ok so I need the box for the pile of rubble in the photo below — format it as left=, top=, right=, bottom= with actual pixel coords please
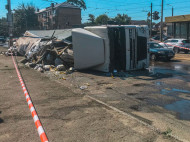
left=7, top=29, right=74, bottom=73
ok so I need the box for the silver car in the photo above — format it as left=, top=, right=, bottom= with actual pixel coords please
left=164, top=39, right=190, bottom=53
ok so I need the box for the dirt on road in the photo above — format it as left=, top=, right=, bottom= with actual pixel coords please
left=0, top=46, right=180, bottom=142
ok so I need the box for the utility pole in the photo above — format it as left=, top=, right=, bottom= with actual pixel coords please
left=160, top=0, right=164, bottom=42
left=172, top=7, right=174, bottom=37
left=172, top=7, right=174, bottom=16
left=7, top=0, right=13, bottom=47
left=150, top=3, right=152, bottom=37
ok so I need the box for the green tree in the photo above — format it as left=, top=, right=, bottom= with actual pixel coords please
left=112, top=14, right=131, bottom=25
left=0, top=17, right=9, bottom=37
left=67, top=0, right=86, bottom=10
left=13, top=3, right=39, bottom=36
left=95, top=14, right=109, bottom=25
left=88, top=14, right=95, bottom=24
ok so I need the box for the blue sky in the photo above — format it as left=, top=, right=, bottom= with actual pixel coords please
left=0, top=0, right=190, bottom=23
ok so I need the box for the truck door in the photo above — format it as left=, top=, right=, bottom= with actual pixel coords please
left=125, top=28, right=137, bottom=70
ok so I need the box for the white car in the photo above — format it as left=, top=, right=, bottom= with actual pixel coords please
left=159, top=43, right=174, bottom=50
left=164, top=39, right=190, bottom=53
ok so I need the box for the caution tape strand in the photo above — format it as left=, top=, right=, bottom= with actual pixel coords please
left=11, top=55, right=49, bottom=142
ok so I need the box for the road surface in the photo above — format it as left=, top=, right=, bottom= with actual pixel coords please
left=0, top=47, right=177, bottom=142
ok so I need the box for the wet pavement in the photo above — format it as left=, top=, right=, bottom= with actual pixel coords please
left=165, top=99, right=190, bottom=120
left=66, top=53, right=190, bottom=141
left=149, top=58, right=190, bottom=120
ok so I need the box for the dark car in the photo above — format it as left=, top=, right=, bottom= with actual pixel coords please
left=148, top=42, right=175, bottom=61
left=152, top=35, right=169, bottom=41
left=0, top=36, right=6, bottom=43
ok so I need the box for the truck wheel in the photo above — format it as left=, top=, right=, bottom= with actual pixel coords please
left=173, top=47, right=179, bottom=53
left=151, top=54, right=156, bottom=61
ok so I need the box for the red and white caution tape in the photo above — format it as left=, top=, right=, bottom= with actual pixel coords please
left=151, top=39, right=190, bottom=51
left=11, top=55, right=49, bottom=142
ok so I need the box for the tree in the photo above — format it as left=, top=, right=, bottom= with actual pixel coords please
left=112, top=14, right=131, bottom=25
left=13, top=3, right=39, bottom=36
left=0, top=17, right=9, bottom=37
left=67, top=0, right=86, bottom=10
left=95, top=14, right=109, bottom=25
left=88, top=14, right=95, bottom=24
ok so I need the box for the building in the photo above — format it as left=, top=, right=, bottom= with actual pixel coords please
left=165, top=14, right=190, bottom=39
left=36, top=2, right=81, bottom=30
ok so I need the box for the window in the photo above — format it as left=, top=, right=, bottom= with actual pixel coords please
left=149, top=43, right=163, bottom=48
left=165, top=40, right=178, bottom=43
left=171, top=40, right=178, bottom=42
left=182, top=40, right=190, bottom=43
left=175, top=23, right=180, bottom=38
left=181, top=23, right=187, bottom=39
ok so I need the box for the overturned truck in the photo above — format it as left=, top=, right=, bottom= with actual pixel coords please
left=13, top=25, right=149, bottom=73
left=72, top=25, right=149, bottom=72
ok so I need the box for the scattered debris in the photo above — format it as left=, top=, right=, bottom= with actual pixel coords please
left=44, top=65, right=51, bottom=71
left=162, top=128, right=172, bottom=137
left=69, top=67, right=75, bottom=72
left=37, top=67, right=44, bottom=73
left=7, top=30, right=74, bottom=74
left=56, top=65, right=66, bottom=71
left=80, top=86, right=88, bottom=90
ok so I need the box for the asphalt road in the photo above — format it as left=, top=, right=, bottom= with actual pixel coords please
left=43, top=52, right=190, bottom=142
left=0, top=47, right=178, bottom=142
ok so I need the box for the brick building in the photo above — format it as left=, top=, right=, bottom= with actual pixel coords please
left=36, top=2, right=81, bottom=30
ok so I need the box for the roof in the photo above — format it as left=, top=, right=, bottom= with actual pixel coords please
left=54, top=2, right=79, bottom=9
left=36, top=2, right=80, bottom=14
left=165, top=14, right=190, bottom=23
left=24, top=29, right=72, bottom=40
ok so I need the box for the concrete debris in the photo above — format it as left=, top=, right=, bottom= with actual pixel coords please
left=34, top=64, right=43, bottom=70
left=56, top=65, right=66, bottom=71
left=25, top=62, right=30, bottom=67
left=37, top=67, right=44, bottom=73
left=80, top=86, right=88, bottom=90
left=44, top=65, right=51, bottom=71
left=25, top=62, right=36, bottom=68
left=69, top=67, right=75, bottom=71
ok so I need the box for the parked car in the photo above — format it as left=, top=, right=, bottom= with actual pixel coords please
left=0, top=36, right=6, bottom=43
left=152, top=35, right=169, bottom=41
left=158, top=42, right=179, bottom=53
left=164, top=39, right=190, bottom=54
left=148, top=42, right=175, bottom=61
